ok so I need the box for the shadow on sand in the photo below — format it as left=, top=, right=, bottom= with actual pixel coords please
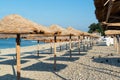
left=0, top=74, right=32, bottom=80
left=22, top=62, right=67, bottom=72
left=93, top=57, right=120, bottom=67
left=21, top=55, right=45, bottom=59
left=0, top=59, right=28, bottom=65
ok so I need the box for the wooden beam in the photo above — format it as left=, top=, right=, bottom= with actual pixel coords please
left=16, top=34, right=21, bottom=80
left=106, top=0, right=113, bottom=23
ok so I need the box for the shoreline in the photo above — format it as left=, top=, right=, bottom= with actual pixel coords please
left=0, top=42, right=69, bottom=54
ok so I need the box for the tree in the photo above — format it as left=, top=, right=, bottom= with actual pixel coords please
left=88, top=23, right=104, bottom=36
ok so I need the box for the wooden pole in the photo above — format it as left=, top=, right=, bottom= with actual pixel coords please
left=60, top=43, right=62, bottom=51
left=66, top=43, right=67, bottom=50
left=83, top=36, right=85, bottom=51
left=114, top=35, right=117, bottom=49
left=78, top=36, right=80, bottom=54
left=69, top=34, right=72, bottom=59
left=16, top=34, right=21, bottom=80
left=37, top=40, right=40, bottom=56
left=86, top=36, right=89, bottom=49
left=50, top=42, right=53, bottom=53
left=54, top=34, right=57, bottom=70
left=116, top=35, right=120, bottom=54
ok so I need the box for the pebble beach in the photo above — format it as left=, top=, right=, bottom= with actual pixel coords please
left=0, top=42, right=120, bottom=80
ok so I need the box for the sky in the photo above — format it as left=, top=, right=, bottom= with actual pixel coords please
left=0, top=0, right=98, bottom=32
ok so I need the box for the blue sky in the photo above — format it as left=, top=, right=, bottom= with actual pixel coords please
left=0, top=0, right=98, bottom=31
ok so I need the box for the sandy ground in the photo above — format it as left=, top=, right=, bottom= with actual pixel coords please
left=0, top=42, right=120, bottom=80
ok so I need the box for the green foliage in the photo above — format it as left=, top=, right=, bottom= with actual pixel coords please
left=88, top=23, right=104, bottom=36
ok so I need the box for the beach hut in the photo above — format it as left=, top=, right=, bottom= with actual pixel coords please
left=0, top=14, right=50, bottom=80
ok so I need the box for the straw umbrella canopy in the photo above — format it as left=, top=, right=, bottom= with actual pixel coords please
left=67, top=27, right=83, bottom=36
left=94, top=0, right=120, bottom=30
left=0, top=14, right=52, bottom=80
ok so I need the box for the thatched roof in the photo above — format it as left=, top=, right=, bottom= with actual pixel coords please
left=94, top=0, right=120, bottom=23
left=94, top=0, right=120, bottom=30
left=67, top=27, right=83, bottom=36
left=105, top=30, right=120, bottom=35
left=0, top=14, right=51, bottom=34
left=49, top=24, right=65, bottom=34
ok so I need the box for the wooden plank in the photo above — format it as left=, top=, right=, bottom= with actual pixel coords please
left=16, top=34, right=21, bottom=80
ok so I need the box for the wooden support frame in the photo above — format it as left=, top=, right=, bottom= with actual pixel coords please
left=16, top=34, right=21, bottom=80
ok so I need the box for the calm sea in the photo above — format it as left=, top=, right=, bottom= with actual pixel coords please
left=0, top=38, right=44, bottom=49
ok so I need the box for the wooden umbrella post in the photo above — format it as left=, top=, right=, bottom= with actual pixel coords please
left=114, top=35, right=117, bottom=49
left=37, top=40, right=40, bottom=56
left=86, top=36, right=89, bottom=49
left=54, top=34, right=57, bottom=70
left=60, top=43, right=62, bottom=51
left=83, top=36, right=85, bottom=51
left=116, top=35, right=120, bottom=54
left=66, top=43, right=67, bottom=50
left=90, top=37, right=93, bottom=47
left=78, top=36, right=80, bottom=54
left=50, top=42, right=53, bottom=53
left=69, top=34, right=72, bottom=59
left=16, top=34, right=21, bottom=80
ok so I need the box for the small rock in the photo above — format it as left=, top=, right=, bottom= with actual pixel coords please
left=91, top=56, right=95, bottom=59
left=106, top=59, right=108, bottom=62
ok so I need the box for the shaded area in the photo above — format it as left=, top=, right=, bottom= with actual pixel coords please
left=93, top=57, right=120, bottom=67
left=0, top=59, right=28, bottom=65
left=21, top=55, right=45, bottom=59
left=1, top=54, right=16, bottom=56
left=22, top=62, right=67, bottom=72
left=46, top=56, right=79, bottom=62
left=0, top=74, right=32, bottom=80
left=0, top=57, right=5, bottom=60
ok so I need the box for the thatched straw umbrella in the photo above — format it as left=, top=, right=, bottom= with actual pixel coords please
left=0, top=14, right=50, bottom=80
left=49, top=24, right=70, bottom=70
left=67, top=27, right=83, bottom=56
left=105, top=30, right=120, bottom=54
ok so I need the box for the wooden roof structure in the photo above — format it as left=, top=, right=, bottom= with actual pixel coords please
left=105, top=30, right=120, bottom=35
left=94, top=0, right=120, bottom=30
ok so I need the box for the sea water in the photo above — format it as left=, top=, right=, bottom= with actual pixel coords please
left=0, top=38, right=44, bottom=49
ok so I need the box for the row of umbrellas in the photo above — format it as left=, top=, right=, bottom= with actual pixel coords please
left=0, top=14, right=99, bottom=80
